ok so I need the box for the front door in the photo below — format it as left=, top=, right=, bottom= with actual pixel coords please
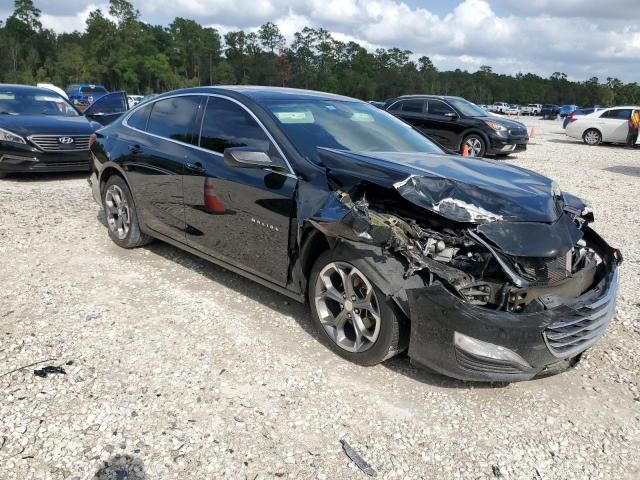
left=183, top=96, right=297, bottom=286
left=423, top=99, right=460, bottom=148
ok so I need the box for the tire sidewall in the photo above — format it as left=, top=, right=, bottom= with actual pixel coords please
left=103, top=176, right=140, bottom=248
left=308, top=247, right=404, bottom=366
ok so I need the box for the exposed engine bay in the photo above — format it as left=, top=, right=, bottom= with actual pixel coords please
left=311, top=179, right=615, bottom=315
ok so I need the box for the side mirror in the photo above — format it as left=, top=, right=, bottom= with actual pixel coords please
left=223, top=147, right=282, bottom=170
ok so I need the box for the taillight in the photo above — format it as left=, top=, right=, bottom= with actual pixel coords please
left=569, top=115, right=578, bottom=123
left=88, top=133, right=97, bottom=149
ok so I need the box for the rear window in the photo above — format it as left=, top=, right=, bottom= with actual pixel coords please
left=146, top=96, right=201, bottom=143
left=397, top=99, right=425, bottom=113
left=80, top=86, right=107, bottom=95
left=127, top=103, right=152, bottom=130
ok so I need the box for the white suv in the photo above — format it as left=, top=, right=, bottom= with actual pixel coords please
left=490, top=102, right=509, bottom=114
left=522, top=104, right=542, bottom=116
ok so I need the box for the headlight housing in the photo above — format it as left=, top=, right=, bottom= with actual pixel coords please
left=484, top=120, right=508, bottom=133
left=0, top=128, right=26, bottom=144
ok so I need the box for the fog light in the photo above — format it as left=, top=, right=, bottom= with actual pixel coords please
left=454, top=332, right=531, bottom=368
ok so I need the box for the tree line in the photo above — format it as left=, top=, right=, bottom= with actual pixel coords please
left=2, top=0, right=639, bottom=106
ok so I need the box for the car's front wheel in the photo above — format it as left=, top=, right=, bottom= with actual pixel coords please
left=309, top=248, right=406, bottom=366
left=583, top=129, right=601, bottom=146
left=461, top=134, right=486, bottom=157
left=102, top=175, right=152, bottom=248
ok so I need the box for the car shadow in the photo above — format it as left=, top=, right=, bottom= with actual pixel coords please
left=1, top=171, right=88, bottom=182
left=93, top=455, right=145, bottom=479
left=96, top=212, right=509, bottom=389
left=603, top=165, right=640, bottom=178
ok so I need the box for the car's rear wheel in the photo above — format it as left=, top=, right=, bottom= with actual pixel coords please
left=583, top=129, right=601, bottom=146
left=309, top=248, right=406, bottom=365
left=102, top=175, right=152, bottom=248
left=462, top=134, right=486, bottom=157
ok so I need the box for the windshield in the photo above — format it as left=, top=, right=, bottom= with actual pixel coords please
left=0, top=90, right=79, bottom=117
left=264, top=99, right=444, bottom=163
left=447, top=98, right=487, bottom=117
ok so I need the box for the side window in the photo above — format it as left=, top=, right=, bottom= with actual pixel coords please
left=604, top=109, right=631, bottom=120
left=427, top=100, right=455, bottom=116
left=127, top=103, right=152, bottom=131
left=146, top=96, right=201, bottom=143
left=199, top=97, right=272, bottom=154
left=398, top=99, right=425, bottom=113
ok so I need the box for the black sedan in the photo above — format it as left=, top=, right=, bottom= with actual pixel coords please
left=0, top=84, right=128, bottom=177
left=385, top=95, right=529, bottom=157
left=88, top=86, right=620, bottom=382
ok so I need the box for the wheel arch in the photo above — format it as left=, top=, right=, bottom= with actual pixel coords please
left=457, top=128, right=490, bottom=152
left=582, top=127, right=602, bottom=145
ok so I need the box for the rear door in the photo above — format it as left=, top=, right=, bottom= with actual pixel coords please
left=122, top=95, right=203, bottom=241
left=597, top=109, right=631, bottom=142
left=182, top=95, right=297, bottom=285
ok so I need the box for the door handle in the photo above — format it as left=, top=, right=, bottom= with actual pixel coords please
left=128, top=144, right=142, bottom=154
left=186, top=162, right=206, bottom=175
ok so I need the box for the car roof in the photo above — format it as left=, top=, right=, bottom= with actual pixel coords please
left=0, top=83, right=65, bottom=96
left=166, top=86, right=359, bottom=103
left=394, top=94, right=464, bottom=101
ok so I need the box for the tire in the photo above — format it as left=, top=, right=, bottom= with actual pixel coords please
left=583, top=129, right=601, bottom=146
left=461, top=133, right=486, bottom=158
left=309, top=246, right=407, bottom=366
left=102, top=175, right=152, bottom=248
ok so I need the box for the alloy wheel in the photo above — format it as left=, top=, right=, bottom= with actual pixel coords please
left=104, top=185, right=131, bottom=240
left=584, top=130, right=600, bottom=145
left=314, top=262, right=381, bottom=353
left=464, top=137, right=483, bottom=157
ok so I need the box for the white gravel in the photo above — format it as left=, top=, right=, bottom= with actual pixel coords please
left=1, top=117, right=639, bottom=479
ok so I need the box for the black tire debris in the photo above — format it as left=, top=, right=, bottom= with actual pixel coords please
left=340, top=439, right=377, bottom=477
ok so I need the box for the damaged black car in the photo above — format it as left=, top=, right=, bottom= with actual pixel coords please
left=89, top=87, right=621, bottom=382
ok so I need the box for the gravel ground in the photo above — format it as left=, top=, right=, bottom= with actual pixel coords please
left=1, top=117, right=639, bottom=480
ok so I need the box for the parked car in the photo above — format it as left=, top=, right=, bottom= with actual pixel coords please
left=540, top=104, right=560, bottom=119
left=385, top=95, right=528, bottom=157
left=521, top=104, right=542, bottom=116
left=559, top=104, right=578, bottom=118
left=566, top=106, right=640, bottom=145
left=490, top=102, right=509, bottom=114
left=562, top=107, right=602, bottom=129
left=505, top=104, right=521, bottom=115
left=0, top=85, right=128, bottom=177
left=66, top=83, right=109, bottom=109
left=88, top=86, right=621, bottom=382
left=127, top=95, right=144, bottom=108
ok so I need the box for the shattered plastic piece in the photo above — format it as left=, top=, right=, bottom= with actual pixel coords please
left=33, top=365, right=67, bottom=378
left=492, top=465, right=504, bottom=478
left=340, top=440, right=377, bottom=477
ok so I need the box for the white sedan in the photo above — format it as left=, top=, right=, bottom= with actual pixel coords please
left=566, top=106, right=640, bottom=145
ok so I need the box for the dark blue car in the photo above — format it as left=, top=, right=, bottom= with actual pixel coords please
left=66, top=83, right=109, bottom=109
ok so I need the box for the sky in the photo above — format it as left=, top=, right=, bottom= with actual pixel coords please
left=1, top=0, right=640, bottom=82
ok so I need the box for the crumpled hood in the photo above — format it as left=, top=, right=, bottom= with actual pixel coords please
left=317, top=148, right=562, bottom=223
left=0, top=115, right=96, bottom=136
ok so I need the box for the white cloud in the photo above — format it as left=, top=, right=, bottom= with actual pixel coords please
left=11, top=0, right=640, bottom=81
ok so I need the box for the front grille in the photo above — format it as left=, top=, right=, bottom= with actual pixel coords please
left=512, top=252, right=571, bottom=285
left=508, top=128, right=527, bottom=137
left=29, top=135, right=91, bottom=152
left=544, top=273, right=618, bottom=358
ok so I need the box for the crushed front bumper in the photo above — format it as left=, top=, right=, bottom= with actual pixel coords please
left=406, top=236, right=620, bottom=382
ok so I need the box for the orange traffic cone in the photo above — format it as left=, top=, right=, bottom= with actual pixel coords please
left=530, top=127, right=535, bottom=139
left=462, top=144, right=470, bottom=156
left=204, top=178, right=226, bottom=213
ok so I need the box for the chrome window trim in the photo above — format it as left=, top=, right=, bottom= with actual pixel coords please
left=122, top=92, right=296, bottom=177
